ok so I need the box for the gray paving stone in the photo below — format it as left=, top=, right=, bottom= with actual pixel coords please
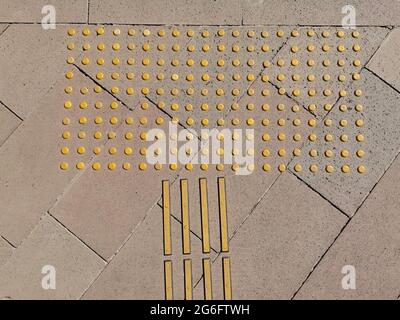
left=296, top=154, right=400, bottom=300
left=89, top=0, right=242, bottom=25
left=193, top=173, right=347, bottom=300
left=0, top=25, right=71, bottom=119
left=367, top=28, right=400, bottom=92
left=0, top=0, right=87, bottom=23
left=243, top=0, right=400, bottom=26
left=83, top=205, right=205, bottom=300
left=292, top=69, right=400, bottom=216
left=0, top=102, right=21, bottom=146
left=0, top=237, right=13, bottom=268
left=0, top=71, right=130, bottom=247
left=50, top=101, right=178, bottom=260
left=0, top=215, right=105, bottom=300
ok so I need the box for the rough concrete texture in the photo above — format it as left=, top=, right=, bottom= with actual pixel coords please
left=0, top=25, right=71, bottom=119
left=83, top=205, right=206, bottom=300
left=89, top=0, right=242, bottom=25
left=0, top=215, right=105, bottom=300
left=295, top=154, right=400, bottom=299
left=0, top=0, right=399, bottom=300
left=194, top=173, right=347, bottom=299
left=0, top=0, right=88, bottom=23
left=0, top=102, right=21, bottom=146
left=293, top=69, right=400, bottom=216
left=367, top=28, right=400, bottom=92
left=243, top=0, right=400, bottom=26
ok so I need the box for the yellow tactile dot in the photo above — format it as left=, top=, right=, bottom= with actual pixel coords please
left=82, top=28, right=91, bottom=36
left=322, top=30, right=330, bottom=38
left=111, top=87, right=119, bottom=94
left=121, top=162, right=131, bottom=171
left=353, top=73, right=361, bottom=81
left=338, top=59, right=346, bottom=67
left=262, top=163, right=271, bottom=172
left=293, top=89, right=301, bottom=96
left=354, top=89, right=363, bottom=97
left=108, top=131, right=117, bottom=139
left=76, top=146, right=85, bottom=155
left=322, top=44, right=330, bottom=52
left=278, top=88, right=286, bottom=95
left=278, top=164, right=286, bottom=172
left=78, top=116, right=87, bottom=125
left=94, top=131, right=102, bottom=139
left=92, top=162, right=101, bottom=171
left=341, top=149, right=349, bottom=158
left=108, top=147, right=117, bottom=155
left=294, top=164, right=302, bottom=172
left=353, top=44, right=361, bottom=52
left=310, top=149, right=318, bottom=157
left=353, top=59, right=361, bottom=67
left=81, top=87, right=89, bottom=94
left=356, top=134, right=365, bottom=142
left=310, top=164, right=318, bottom=173
left=357, top=149, right=365, bottom=158
left=277, top=59, right=285, bottom=67
left=337, top=44, right=346, bottom=52
left=341, top=165, right=350, bottom=173
left=77, top=131, right=86, bottom=139
left=67, top=43, right=75, bottom=50
left=66, top=56, right=75, bottom=64
left=307, top=44, right=315, bottom=52
left=340, top=134, right=348, bottom=142
left=276, top=30, right=285, bottom=37
left=355, top=104, right=363, bottom=112
left=108, top=162, right=117, bottom=171
left=81, top=56, right=90, bottom=65
left=307, top=59, right=315, bottom=67
left=67, top=28, right=76, bottom=36
left=337, top=74, right=346, bottom=82
left=322, top=59, right=331, bottom=67
left=65, top=71, right=74, bottom=79
left=307, top=29, right=315, bottom=37
left=76, top=162, right=85, bottom=170
left=325, top=149, right=334, bottom=158
left=293, top=133, right=301, bottom=141
left=339, top=89, right=348, bottom=97
left=60, top=162, right=69, bottom=170
left=157, top=44, right=165, bottom=51
left=93, top=147, right=102, bottom=155
left=309, top=134, right=317, bottom=142
left=293, top=148, right=301, bottom=157
left=352, top=30, right=360, bottom=38
left=337, top=30, right=345, bottom=38
left=82, top=43, right=91, bottom=51
left=325, top=165, right=334, bottom=173
left=96, top=58, right=105, bottom=66
left=293, top=118, right=301, bottom=126
left=357, top=165, right=366, bottom=173
left=278, top=133, right=286, bottom=141
left=60, top=147, right=69, bottom=155
left=62, top=131, right=71, bottom=139
left=291, top=30, right=300, bottom=37
left=97, top=42, right=106, bottom=50
left=277, top=118, right=285, bottom=126
left=278, top=148, right=286, bottom=157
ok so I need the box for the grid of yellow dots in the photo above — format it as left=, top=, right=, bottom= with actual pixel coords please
left=61, top=26, right=366, bottom=174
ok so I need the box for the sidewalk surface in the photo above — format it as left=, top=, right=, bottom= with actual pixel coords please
left=0, top=0, right=400, bottom=300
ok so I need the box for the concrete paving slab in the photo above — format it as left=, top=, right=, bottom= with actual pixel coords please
left=0, top=215, right=105, bottom=300
left=269, top=27, right=389, bottom=119
left=193, top=173, right=347, bottom=299
left=0, top=237, right=13, bottom=268
left=50, top=102, right=178, bottom=260
left=83, top=204, right=205, bottom=300
left=292, top=69, right=400, bottom=216
left=0, top=0, right=87, bottom=23
left=243, top=0, right=400, bottom=26
left=89, top=0, right=242, bottom=25
left=295, top=154, right=400, bottom=299
left=163, top=78, right=314, bottom=254
left=367, top=28, right=400, bottom=92
left=0, top=102, right=21, bottom=146
left=0, top=71, right=129, bottom=247
left=0, top=25, right=72, bottom=119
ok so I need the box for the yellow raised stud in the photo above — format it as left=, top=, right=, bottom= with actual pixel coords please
left=108, top=162, right=117, bottom=171
left=122, top=162, right=131, bottom=171
left=357, top=165, right=366, bottom=173
left=76, top=162, right=85, bottom=170
left=82, top=28, right=91, bottom=36
left=342, top=165, right=350, bottom=173
left=92, top=162, right=101, bottom=171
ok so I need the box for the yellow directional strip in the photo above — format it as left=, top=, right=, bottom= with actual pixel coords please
left=162, top=177, right=232, bottom=300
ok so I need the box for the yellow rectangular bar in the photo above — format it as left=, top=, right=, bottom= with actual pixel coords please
left=222, top=257, right=232, bottom=300
left=183, top=259, right=193, bottom=300
left=218, top=177, right=229, bottom=253
left=199, top=179, right=210, bottom=254
left=180, top=180, right=191, bottom=255
left=162, top=180, right=172, bottom=256
left=164, top=260, right=173, bottom=300
left=203, top=258, right=212, bottom=300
